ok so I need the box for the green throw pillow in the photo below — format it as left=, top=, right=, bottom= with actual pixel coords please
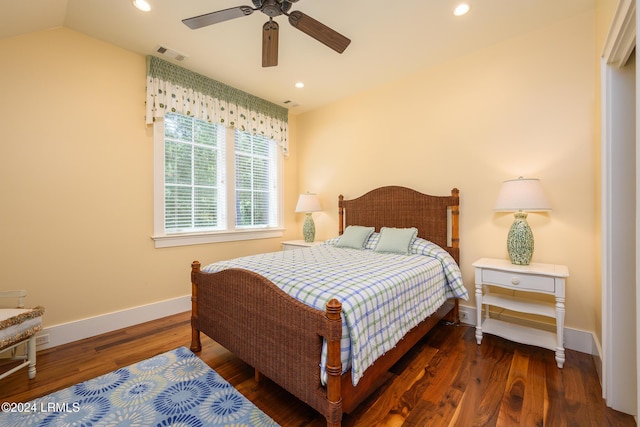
left=374, top=227, right=418, bottom=254
left=336, top=226, right=375, bottom=249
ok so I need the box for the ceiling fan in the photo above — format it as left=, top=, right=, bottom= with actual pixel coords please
left=182, top=0, right=351, bottom=67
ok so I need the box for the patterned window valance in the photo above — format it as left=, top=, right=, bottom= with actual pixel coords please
left=145, top=56, right=289, bottom=155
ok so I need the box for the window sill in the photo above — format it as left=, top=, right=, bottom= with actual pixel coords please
left=152, top=228, right=285, bottom=248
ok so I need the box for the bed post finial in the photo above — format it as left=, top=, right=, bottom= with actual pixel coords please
left=190, top=261, right=202, bottom=352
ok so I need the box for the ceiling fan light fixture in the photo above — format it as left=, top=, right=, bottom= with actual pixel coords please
left=453, top=3, right=471, bottom=16
left=132, top=0, right=151, bottom=12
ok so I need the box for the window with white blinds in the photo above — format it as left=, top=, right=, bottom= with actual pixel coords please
left=235, top=130, right=278, bottom=229
left=153, top=113, right=283, bottom=248
left=164, top=113, right=226, bottom=233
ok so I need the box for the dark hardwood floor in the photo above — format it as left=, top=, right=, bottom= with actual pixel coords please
left=0, top=311, right=634, bottom=426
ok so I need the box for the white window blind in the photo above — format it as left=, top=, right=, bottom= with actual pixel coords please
left=235, top=131, right=278, bottom=228
left=164, top=113, right=226, bottom=233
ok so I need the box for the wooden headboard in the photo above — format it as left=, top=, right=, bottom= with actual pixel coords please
left=338, top=186, right=460, bottom=264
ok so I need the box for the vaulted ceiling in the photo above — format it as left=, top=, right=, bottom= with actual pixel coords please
left=1, top=0, right=595, bottom=114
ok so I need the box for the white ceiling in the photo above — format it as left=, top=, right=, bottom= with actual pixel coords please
left=1, top=0, right=595, bottom=114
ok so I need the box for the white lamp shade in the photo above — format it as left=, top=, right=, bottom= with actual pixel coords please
left=295, top=193, right=321, bottom=213
left=494, top=178, right=551, bottom=212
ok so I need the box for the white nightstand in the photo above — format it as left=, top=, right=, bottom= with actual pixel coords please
left=281, top=240, right=324, bottom=250
left=473, top=257, right=569, bottom=368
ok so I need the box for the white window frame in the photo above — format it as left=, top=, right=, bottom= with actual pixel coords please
left=152, top=116, right=284, bottom=248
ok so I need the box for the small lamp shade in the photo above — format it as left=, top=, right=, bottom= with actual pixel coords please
left=295, top=193, right=321, bottom=243
left=494, top=177, right=551, bottom=265
left=494, top=178, right=551, bottom=212
left=295, top=193, right=321, bottom=213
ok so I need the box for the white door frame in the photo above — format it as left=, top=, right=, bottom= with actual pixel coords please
left=601, top=0, right=637, bottom=416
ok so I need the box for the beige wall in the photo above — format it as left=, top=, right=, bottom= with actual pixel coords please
left=0, top=27, right=300, bottom=327
left=295, top=11, right=596, bottom=332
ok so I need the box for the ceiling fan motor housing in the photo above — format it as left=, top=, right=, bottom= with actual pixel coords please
left=253, top=0, right=294, bottom=15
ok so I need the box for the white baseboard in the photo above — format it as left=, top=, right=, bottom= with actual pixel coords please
left=35, top=295, right=191, bottom=350
left=457, top=304, right=598, bottom=356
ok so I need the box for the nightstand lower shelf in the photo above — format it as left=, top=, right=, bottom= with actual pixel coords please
left=480, top=318, right=557, bottom=352
left=483, top=293, right=556, bottom=318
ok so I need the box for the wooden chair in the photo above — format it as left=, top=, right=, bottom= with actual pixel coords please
left=0, top=290, right=44, bottom=380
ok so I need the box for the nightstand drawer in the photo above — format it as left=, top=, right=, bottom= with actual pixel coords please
left=482, top=269, right=555, bottom=293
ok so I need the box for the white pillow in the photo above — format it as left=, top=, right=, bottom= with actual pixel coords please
left=336, top=226, right=375, bottom=249
left=374, top=227, right=418, bottom=254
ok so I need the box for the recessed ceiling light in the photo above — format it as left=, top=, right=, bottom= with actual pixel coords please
left=133, top=0, right=151, bottom=12
left=295, top=82, right=305, bottom=89
left=453, top=4, right=470, bottom=16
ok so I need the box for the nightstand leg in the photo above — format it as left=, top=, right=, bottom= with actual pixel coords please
left=475, top=284, right=483, bottom=344
left=555, top=296, right=565, bottom=368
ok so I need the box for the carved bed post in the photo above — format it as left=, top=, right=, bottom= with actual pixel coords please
left=338, top=195, right=344, bottom=235
left=450, top=188, right=460, bottom=323
left=190, top=261, right=202, bottom=352
left=325, top=299, right=343, bottom=427
left=451, top=188, right=460, bottom=250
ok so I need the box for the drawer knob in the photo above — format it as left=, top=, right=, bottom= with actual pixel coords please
left=511, top=277, right=520, bottom=285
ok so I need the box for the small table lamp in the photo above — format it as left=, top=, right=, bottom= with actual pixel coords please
left=494, top=177, right=551, bottom=265
left=295, top=193, right=321, bottom=242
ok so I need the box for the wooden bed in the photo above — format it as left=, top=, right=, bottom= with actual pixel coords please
left=189, top=185, right=461, bottom=427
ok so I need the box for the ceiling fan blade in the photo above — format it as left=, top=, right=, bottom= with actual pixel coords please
left=262, top=20, right=279, bottom=67
left=182, top=6, right=255, bottom=29
left=288, top=10, right=351, bottom=53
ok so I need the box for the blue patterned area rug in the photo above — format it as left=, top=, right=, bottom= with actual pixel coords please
left=1, top=346, right=280, bottom=426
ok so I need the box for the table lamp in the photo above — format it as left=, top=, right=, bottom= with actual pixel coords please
left=494, top=177, right=551, bottom=265
left=295, top=193, right=321, bottom=242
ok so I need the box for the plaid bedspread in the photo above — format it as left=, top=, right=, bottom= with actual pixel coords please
left=203, top=238, right=467, bottom=385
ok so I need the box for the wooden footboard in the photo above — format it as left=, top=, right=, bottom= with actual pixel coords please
left=190, top=261, right=344, bottom=426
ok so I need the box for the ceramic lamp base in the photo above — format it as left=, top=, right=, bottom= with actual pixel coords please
left=507, top=211, right=534, bottom=265
left=302, top=213, right=316, bottom=243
